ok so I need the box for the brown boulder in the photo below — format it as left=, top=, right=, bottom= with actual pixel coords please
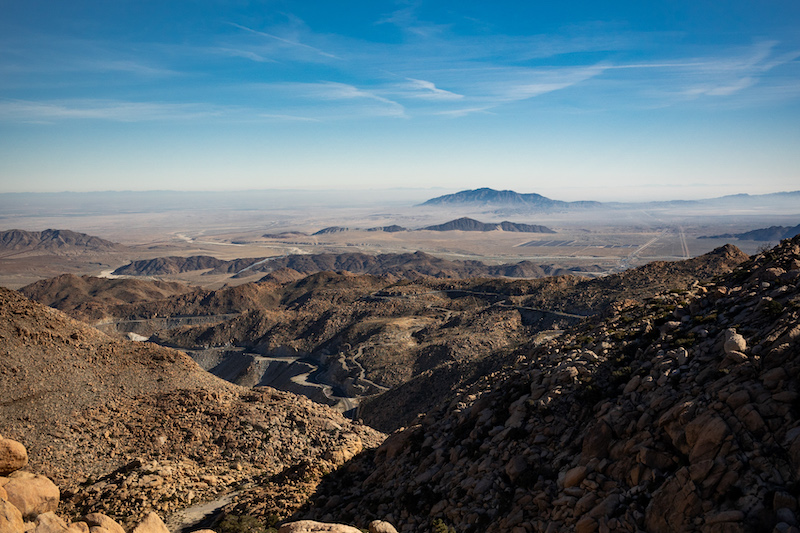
left=33, top=512, right=69, bottom=533
left=2, top=472, right=59, bottom=519
left=83, top=514, right=125, bottom=533
left=0, top=440, right=27, bottom=476
left=0, top=499, right=24, bottom=533
left=130, top=513, right=169, bottom=533
left=278, top=521, right=363, bottom=533
left=368, top=521, right=398, bottom=533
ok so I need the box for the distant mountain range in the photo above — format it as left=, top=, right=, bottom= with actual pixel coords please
left=419, top=188, right=601, bottom=210
left=418, top=187, right=800, bottom=211
left=700, top=223, right=800, bottom=241
left=283, top=217, right=554, bottom=237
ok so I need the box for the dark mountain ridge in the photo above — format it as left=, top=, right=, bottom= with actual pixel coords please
left=112, top=255, right=227, bottom=276
left=422, top=217, right=555, bottom=233
left=700, top=223, right=800, bottom=242
left=0, top=228, right=121, bottom=253
left=113, top=251, right=578, bottom=280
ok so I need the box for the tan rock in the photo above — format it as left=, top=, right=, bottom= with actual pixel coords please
left=188, top=530, right=217, bottom=533
left=0, top=440, right=28, bottom=476
left=723, top=329, right=746, bottom=355
left=324, top=434, right=363, bottom=465
left=82, top=514, right=125, bottom=533
left=130, top=513, right=169, bottom=533
left=0, top=499, right=24, bottom=533
left=278, top=521, right=363, bottom=533
left=368, top=521, right=398, bottom=533
left=3, top=472, right=59, bottom=519
left=0, top=486, right=7, bottom=500
left=563, top=466, right=588, bottom=488
left=33, top=512, right=69, bottom=533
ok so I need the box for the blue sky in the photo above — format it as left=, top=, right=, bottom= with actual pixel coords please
left=1, top=1, right=799, bottom=200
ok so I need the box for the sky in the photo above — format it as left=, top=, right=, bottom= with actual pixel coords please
left=1, top=0, right=799, bottom=201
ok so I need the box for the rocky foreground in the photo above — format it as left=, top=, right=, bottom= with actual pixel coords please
left=0, top=436, right=397, bottom=533
left=298, top=235, right=800, bottom=532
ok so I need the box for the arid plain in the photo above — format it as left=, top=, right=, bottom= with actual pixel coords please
left=1, top=189, right=797, bottom=289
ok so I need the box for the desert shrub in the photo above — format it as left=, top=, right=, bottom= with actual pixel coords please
left=431, top=519, right=456, bottom=533
left=217, top=514, right=276, bottom=533
left=765, top=300, right=784, bottom=317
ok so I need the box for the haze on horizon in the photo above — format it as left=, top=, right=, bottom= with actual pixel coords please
left=1, top=1, right=799, bottom=202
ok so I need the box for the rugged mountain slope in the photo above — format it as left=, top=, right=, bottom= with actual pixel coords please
left=0, top=229, right=122, bottom=254
left=0, top=287, right=383, bottom=527
left=300, top=236, right=800, bottom=532
left=18, top=274, right=195, bottom=321
left=421, top=217, right=555, bottom=233
left=21, top=245, right=749, bottom=433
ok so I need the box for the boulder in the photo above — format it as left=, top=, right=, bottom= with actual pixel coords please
left=723, top=329, right=746, bottom=355
left=368, top=521, right=398, bottom=533
left=82, top=514, right=125, bottom=533
left=563, top=466, right=588, bottom=488
left=33, top=512, right=69, bottom=533
left=278, top=521, right=363, bottom=533
left=130, top=513, right=169, bottom=533
left=2, top=472, right=59, bottom=519
left=0, top=440, right=27, bottom=476
left=0, top=499, right=24, bottom=533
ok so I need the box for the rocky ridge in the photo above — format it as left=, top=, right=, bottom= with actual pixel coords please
left=297, top=235, right=800, bottom=532
left=112, top=256, right=227, bottom=276
left=111, top=251, right=579, bottom=280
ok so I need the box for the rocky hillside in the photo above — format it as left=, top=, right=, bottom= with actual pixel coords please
left=0, top=287, right=383, bottom=528
left=0, top=229, right=122, bottom=254
left=298, top=235, right=800, bottom=532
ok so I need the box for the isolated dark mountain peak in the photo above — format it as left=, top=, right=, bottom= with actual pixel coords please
left=419, top=187, right=601, bottom=211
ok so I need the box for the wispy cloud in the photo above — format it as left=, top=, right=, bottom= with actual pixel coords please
left=402, top=78, right=463, bottom=100
left=227, top=22, right=339, bottom=60
left=264, top=81, right=407, bottom=118
left=0, top=99, right=221, bottom=122
left=212, top=47, right=277, bottom=63
left=433, top=106, right=495, bottom=118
